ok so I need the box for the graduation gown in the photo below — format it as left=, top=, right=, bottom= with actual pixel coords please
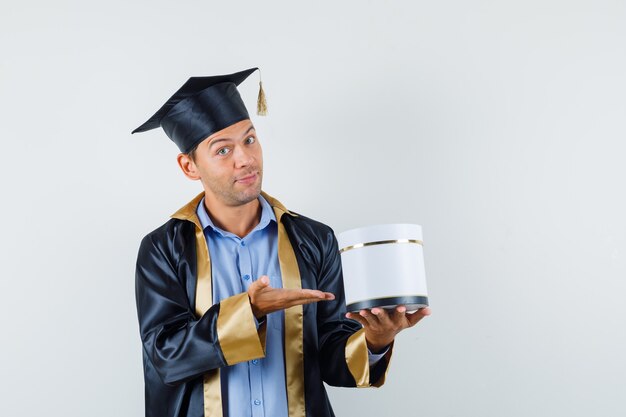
left=135, top=191, right=393, bottom=417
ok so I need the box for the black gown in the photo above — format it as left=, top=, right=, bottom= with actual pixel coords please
left=135, top=191, right=393, bottom=417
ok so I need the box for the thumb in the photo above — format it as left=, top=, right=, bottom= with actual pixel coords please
left=249, top=275, right=270, bottom=292
left=407, top=307, right=431, bottom=326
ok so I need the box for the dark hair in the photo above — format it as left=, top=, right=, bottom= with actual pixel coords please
left=186, top=142, right=200, bottom=163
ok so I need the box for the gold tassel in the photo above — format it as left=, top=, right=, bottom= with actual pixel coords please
left=257, top=80, right=268, bottom=116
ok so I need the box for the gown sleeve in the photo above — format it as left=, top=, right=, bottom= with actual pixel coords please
left=135, top=231, right=266, bottom=386
left=315, top=228, right=393, bottom=388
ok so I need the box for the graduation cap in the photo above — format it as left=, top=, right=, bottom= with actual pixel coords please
left=132, top=67, right=267, bottom=154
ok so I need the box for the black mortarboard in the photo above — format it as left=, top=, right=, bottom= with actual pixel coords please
left=132, top=67, right=267, bottom=153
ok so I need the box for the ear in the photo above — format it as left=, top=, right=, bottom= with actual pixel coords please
left=177, top=153, right=201, bottom=181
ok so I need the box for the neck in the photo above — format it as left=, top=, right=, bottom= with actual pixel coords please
left=203, top=194, right=262, bottom=238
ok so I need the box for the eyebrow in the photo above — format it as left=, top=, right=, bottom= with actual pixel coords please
left=208, top=125, right=256, bottom=149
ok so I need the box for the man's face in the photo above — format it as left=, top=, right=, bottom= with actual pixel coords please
left=186, top=119, right=263, bottom=207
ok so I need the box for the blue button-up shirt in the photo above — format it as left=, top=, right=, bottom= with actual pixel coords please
left=197, top=195, right=288, bottom=417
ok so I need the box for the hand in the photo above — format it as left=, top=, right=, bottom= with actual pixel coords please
left=345, top=306, right=431, bottom=353
left=247, top=275, right=335, bottom=318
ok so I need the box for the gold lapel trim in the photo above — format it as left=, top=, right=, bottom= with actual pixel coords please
left=276, top=214, right=305, bottom=417
left=171, top=191, right=222, bottom=417
left=264, top=192, right=304, bottom=417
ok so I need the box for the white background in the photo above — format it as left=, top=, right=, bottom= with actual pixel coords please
left=1, top=1, right=625, bottom=416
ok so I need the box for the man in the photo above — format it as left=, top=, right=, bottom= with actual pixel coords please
left=132, top=67, right=431, bottom=417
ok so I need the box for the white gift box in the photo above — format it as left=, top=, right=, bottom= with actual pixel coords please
left=337, top=224, right=428, bottom=312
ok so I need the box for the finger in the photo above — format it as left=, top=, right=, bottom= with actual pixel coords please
left=388, top=305, right=407, bottom=325
left=310, top=290, right=334, bottom=300
left=277, top=296, right=333, bottom=311
left=406, top=307, right=431, bottom=327
left=395, top=305, right=407, bottom=315
left=345, top=312, right=368, bottom=327
left=286, top=289, right=333, bottom=302
left=358, top=309, right=381, bottom=327
left=274, top=289, right=335, bottom=310
left=370, top=307, right=393, bottom=327
left=293, top=289, right=327, bottom=300
left=298, top=292, right=335, bottom=302
left=419, top=307, right=432, bottom=316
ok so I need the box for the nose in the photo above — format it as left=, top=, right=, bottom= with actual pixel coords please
left=233, top=144, right=254, bottom=168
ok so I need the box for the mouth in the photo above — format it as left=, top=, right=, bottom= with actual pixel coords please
left=235, top=172, right=258, bottom=184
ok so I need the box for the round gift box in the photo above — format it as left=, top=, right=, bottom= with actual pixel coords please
left=337, top=224, right=428, bottom=312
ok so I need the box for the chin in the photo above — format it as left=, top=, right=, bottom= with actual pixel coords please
left=236, top=186, right=262, bottom=205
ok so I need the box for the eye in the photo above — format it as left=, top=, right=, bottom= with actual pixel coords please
left=217, top=147, right=231, bottom=156
left=245, top=136, right=256, bottom=145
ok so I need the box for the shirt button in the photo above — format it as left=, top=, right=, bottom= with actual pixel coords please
left=241, top=241, right=246, bottom=247
left=243, top=274, right=250, bottom=281
left=254, top=399, right=261, bottom=406
left=251, top=359, right=259, bottom=365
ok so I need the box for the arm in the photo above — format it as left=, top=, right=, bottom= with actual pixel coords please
left=135, top=233, right=266, bottom=386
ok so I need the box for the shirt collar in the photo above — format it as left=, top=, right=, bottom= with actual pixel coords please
left=196, top=194, right=276, bottom=238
